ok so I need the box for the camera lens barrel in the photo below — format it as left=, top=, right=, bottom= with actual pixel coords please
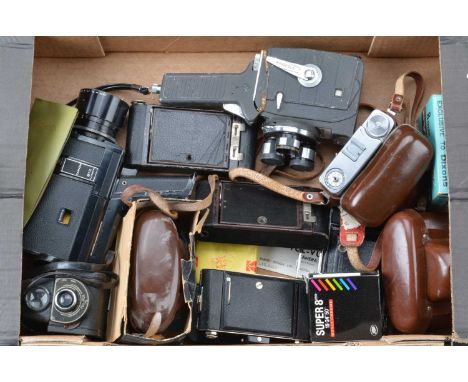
left=260, top=122, right=318, bottom=171
left=74, top=88, right=129, bottom=142
left=55, top=288, right=78, bottom=312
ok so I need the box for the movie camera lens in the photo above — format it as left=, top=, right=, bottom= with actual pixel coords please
left=74, top=88, right=129, bottom=143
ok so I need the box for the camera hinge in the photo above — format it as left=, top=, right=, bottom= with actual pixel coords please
left=230, top=121, right=245, bottom=162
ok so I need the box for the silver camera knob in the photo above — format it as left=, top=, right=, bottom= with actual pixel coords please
left=365, top=114, right=392, bottom=138
left=324, top=169, right=345, bottom=190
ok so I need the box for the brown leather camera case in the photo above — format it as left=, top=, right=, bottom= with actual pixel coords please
left=341, top=125, right=433, bottom=227
left=128, top=209, right=188, bottom=336
left=376, top=209, right=451, bottom=334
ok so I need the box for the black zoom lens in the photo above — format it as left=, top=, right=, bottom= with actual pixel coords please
left=74, top=88, right=129, bottom=143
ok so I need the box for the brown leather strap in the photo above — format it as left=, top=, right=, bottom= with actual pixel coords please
left=121, top=175, right=218, bottom=219
left=229, top=168, right=327, bottom=205
left=121, top=184, right=179, bottom=219
left=346, top=246, right=381, bottom=273
left=388, top=71, right=425, bottom=126
left=145, top=312, right=162, bottom=338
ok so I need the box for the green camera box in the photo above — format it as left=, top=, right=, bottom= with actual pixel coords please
left=417, top=94, right=448, bottom=208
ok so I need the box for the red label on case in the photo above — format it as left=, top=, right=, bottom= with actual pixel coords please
left=339, top=220, right=365, bottom=247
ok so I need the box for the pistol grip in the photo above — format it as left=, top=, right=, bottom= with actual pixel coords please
left=160, top=69, right=259, bottom=124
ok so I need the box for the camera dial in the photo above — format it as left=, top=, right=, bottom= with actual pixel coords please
left=25, top=286, right=51, bottom=312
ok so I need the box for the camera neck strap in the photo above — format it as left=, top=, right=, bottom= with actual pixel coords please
left=228, top=168, right=328, bottom=205
left=120, top=174, right=218, bottom=219
left=388, top=71, right=425, bottom=126
left=22, top=258, right=119, bottom=291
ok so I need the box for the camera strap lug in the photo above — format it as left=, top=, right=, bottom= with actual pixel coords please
left=229, top=121, right=245, bottom=161
left=388, top=71, right=425, bottom=125
left=303, top=203, right=317, bottom=223
left=339, top=209, right=381, bottom=273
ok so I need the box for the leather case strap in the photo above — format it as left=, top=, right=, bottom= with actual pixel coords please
left=388, top=71, right=425, bottom=126
left=346, top=246, right=381, bottom=273
left=228, top=168, right=327, bottom=205
left=121, top=175, right=218, bottom=219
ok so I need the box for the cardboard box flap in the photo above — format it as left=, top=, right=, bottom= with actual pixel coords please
left=100, top=36, right=374, bottom=53
left=440, top=36, right=468, bottom=340
left=368, top=37, right=439, bottom=58
left=0, top=36, right=34, bottom=345
left=35, top=37, right=104, bottom=58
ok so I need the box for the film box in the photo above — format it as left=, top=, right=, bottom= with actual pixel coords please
left=417, top=94, right=448, bottom=208
left=257, top=247, right=322, bottom=278
left=308, top=273, right=383, bottom=342
left=195, top=242, right=257, bottom=282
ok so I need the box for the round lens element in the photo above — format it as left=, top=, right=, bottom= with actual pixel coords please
left=25, top=286, right=51, bottom=312
left=54, top=288, right=78, bottom=312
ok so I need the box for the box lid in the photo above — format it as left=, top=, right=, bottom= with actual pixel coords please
left=0, top=36, right=34, bottom=345
left=440, top=36, right=468, bottom=340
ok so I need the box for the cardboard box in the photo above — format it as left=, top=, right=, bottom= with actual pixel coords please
left=2, top=36, right=462, bottom=345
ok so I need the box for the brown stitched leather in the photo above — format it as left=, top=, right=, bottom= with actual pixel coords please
left=121, top=184, right=179, bottom=219
left=346, top=245, right=381, bottom=273
left=229, top=168, right=326, bottom=205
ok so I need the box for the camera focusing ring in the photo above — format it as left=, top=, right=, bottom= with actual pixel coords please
left=54, top=288, right=78, bottom=313
left=75, top=88, right=129, bottom=142
left=50, top=278, right=90, bottom=325
left=262, top=124, right=319, bottom=141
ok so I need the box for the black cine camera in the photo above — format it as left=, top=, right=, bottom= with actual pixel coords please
left=157, top=48, right=363, bottom=171
left=22, top=88, right=128, bottom=338
left=23, top=89, right=128, bottom=263
left=195, top=179, right=330, bottom=249
left=125, top=102, right=256, bottom=174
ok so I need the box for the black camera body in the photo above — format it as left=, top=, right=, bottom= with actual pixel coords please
left=196, top=270, right=310, bottom=342
left=125, top=102, right=257, bottom=174
left=196, top=179, right=330, bottom=249
left=89, top=172, right=197, bottom=264
left=22, top=89, right=127, bottom=338
left=158, top=48, right=364, bottom=171
left=22, top=274, right=109, bottom=338
left=23, top=89, right=128, bottom=264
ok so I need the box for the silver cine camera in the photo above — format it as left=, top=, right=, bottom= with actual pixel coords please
left=319, top=110, right=395, bottom=196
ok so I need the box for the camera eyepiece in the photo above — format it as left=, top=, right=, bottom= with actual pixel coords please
left=74, top=88, right=129, bottom=143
